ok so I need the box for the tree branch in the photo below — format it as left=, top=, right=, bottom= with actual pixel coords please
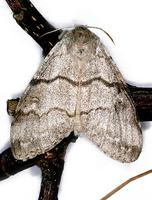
left=0, top=148, right=37, bottom=181
left=128, top=84, right=152, bottom=121
left=0, top=134, right=77, bottom=198
left=5, top=0, right=61, bottom=55
left=37, top=132, right=77, bottom=200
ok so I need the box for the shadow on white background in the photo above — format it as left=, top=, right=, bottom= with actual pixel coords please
left=1, top=0, right=152, bottom=199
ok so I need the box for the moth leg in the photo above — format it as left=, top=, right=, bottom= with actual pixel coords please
left=5, top=0, right=62, bottom=55
left=128, top=84, right=152, bottom=121
left=7, top=98, right=20, bottom=116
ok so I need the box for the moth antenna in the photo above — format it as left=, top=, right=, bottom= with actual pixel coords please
left=100, top=169, right=152, bottom=200
left=40, top=27, right=72, bottom=39
left=40, top=25, right=115, bottom=44
left=86, top=25, right=115, bottom=44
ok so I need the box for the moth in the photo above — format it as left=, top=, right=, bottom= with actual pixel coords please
left=11, top=26, right=142, bottom=162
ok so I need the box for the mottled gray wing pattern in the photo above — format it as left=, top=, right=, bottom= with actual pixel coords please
left=11, top=27, right=142, bottom=163
left=79, top=44, right=142, bottom=163
left=11, top=40, right=78, bottom=161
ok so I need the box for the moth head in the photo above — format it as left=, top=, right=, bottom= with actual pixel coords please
left=70, top=26, right=98, bottom=44
left=67, top=26, right=98, bottom=58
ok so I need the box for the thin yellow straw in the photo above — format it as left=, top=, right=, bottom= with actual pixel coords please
left=100, top=169, right=152, bottom=200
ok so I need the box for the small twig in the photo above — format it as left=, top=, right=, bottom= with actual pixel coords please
left=5, top=0, right=61, bottom=55
left=0, top=134, right=77, bottom=200
left=37, top=132, right=77, bottom=200
left=100, top=169, right=152, bottom=200
left=0, top=148, right=37, bottom=181
left=128, top=84, right=152, bottom=121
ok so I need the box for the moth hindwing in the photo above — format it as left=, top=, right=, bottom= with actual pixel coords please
left=11, top=26, right=142, bottom=162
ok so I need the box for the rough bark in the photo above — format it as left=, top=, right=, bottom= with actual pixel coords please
left=5, top=0, right=61, bottom=55
left=128, top=84, right=152, bottom=121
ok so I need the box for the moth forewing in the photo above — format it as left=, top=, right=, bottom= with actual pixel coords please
left=10, top=26, right=142, bottom=162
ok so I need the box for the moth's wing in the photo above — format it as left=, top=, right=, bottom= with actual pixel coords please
left=11, top=40, right=77, bottom=161
left=79, top=45, right=142, bottom=163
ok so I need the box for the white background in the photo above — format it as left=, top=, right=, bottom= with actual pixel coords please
left=1, top=0, right=152, bottom=199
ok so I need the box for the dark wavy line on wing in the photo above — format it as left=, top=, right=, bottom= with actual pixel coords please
left=30, top=76, right=119, bottom=87
left=15, top=107, right=75, bottom=119
left=80, top=107, right=111, bottom=116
